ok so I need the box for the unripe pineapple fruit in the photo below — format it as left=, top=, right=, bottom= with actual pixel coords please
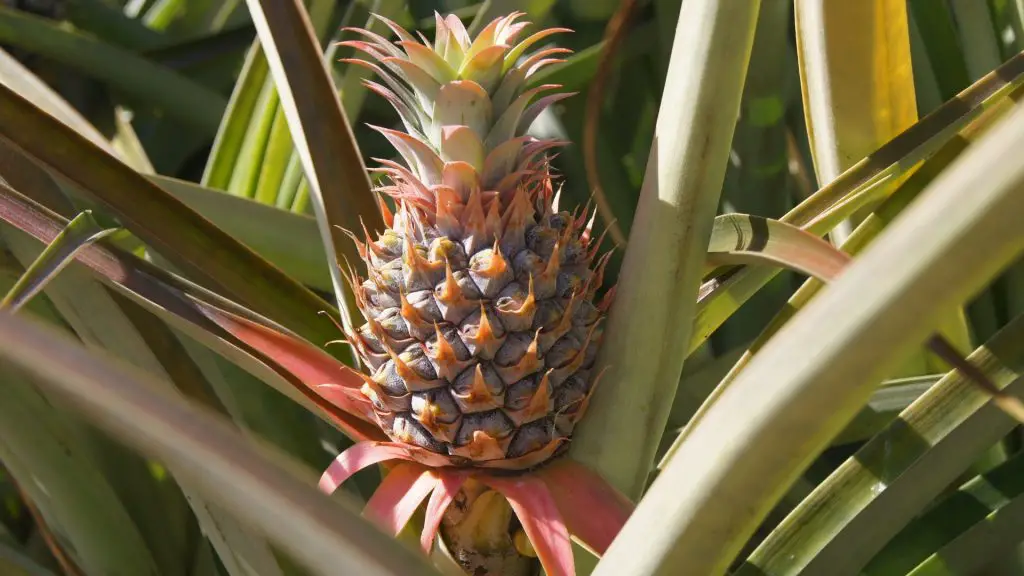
left=341, top=12, right=612, bottom=470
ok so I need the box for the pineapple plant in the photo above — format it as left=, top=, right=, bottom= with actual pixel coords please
left=2, top=1, right=1024, bottom=576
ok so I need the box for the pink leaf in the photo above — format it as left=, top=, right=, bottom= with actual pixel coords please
left=421, top=470, right=468, bottom=552
left=319, top=442, right=415, bottom=494
left=198, top=305, right=385, bottom=442
left=534, top=459, right=634, bottom=555
left=481, top=474, right=574, bottom=576
left=364, top=463, right=438, bottom=535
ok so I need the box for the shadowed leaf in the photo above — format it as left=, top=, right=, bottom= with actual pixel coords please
left=0, top=311, right=440, bottom=576
left=0, top=211, right=118, bottom=312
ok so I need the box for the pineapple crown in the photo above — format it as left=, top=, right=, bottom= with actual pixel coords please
left=340, top=12, right=574, bottom=218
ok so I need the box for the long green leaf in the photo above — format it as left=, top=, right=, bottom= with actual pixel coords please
left=865, top=447, right=1024, bottom=575
left=0, top=311, right=439, bottom=576
left=570, top=0, right=760, bottom=500
left=0, top=6, right=225, bottom=135
left=0, top=266, right=159, bottom=576
left=0, top=368, right=160, bottom=576
left=243, top=0, right=382, bottom=327
left=0, top=538, right=56, bottom=576
left=0, top=181, right=381, bottom=442
left=202, top=40, right=271, bottom=190
left=689, top=49, right=1024, bottom=354
left=595, top=75, right=1024, bottom=576
left=0, top=82, right=346, bottom=358
left=737, top=321, right=1024, bottom=572
left=704, top=214, right=849, bottom=279
left=0, top=48, right=113, bottom=153
left=667, top=88, right=1022, bottom=468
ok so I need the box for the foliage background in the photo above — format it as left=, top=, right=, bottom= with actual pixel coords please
left=2, top=0, right=1024, bottom=575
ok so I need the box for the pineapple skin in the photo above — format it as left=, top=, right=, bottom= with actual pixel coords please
left=344, top=12, right=611, bottom=470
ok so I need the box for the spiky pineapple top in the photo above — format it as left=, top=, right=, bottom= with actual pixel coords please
left=342, top=13, right=611, bottom=470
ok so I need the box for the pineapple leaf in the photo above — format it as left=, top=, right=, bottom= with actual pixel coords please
left=570, top=0, right=760, bottom=501
left=0, top=208, right=298, bottom=576
left=704, top=213, right=849, bottom=280
left=0, top=538, right=57, bottom=576
left=0, top=211, right=118, bottom=312
left=0, top=82, right=345, bottom=356
left=243, top=0, right=383, bottom=329
left=865, top=447, right=1024, bottom=575
left=0, top=181, right=381, bottom=442
left=690, top=49, right=1024, bottom=355
left=678, top=87, right=1024, bottom=469
left=201, top=40, right=271, bottom=191
left=737, top=312, right=1024, bottom=574
left=0, top=6, right=225, bottom=135
left=531, top=459, right=634, bottom=556
left=152, top=175, right=333, bottom=293
left=363, top=464, right=437, bottom=536
left=600, top=89, right=1024, bottom=575
left=481, top=474, right=574, bottom=576
left=794, top=0, right=918, bottom=244
left=0, top=311, right=441, bottom=576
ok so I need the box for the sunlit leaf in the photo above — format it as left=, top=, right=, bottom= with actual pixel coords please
left=738, top=313, right=1024, bottom=574
left=690, top=50, right=1024, bottom=354
left=571, top=0, right=760, bottom=501
left=597, top=79, right=1024, bottom=576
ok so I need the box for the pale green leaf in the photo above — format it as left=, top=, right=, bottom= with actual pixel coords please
left=596, top=77, right=1024, bottom=576
left=570, top=0, right=760, bottom=501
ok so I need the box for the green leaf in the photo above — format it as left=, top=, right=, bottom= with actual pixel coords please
left=0, top=368, right=160, bottom=576
left=243, top=0, right=383, bottom=327
left=670, top=83, right=1024, bottom=471
left=794, top=0, right=918, bottom=244
left=0, top=312, right=440, bottom=576
left=202, top=40, right=271, bottom=191
left=607, top=91, right=1024, bottom=576
left=152, top=174, right=332, bottom=293
left=908, top=0, right=971, bottom=101
left=689, top=49, right=1024, bottom=355
left=738, top=311, right=1024, bottom=574
left=63, top=0, right=164, bottom=50
left=0, top=81, right=346, bottom=359
left=0, top=224, right=297, bottom=576
left=0, top=181, right=379, bottom=442
left=0, top=264, right=158, bottom=576
left=0, top=6, right=226, bottom=135
left=0, top=211, right=118, bottom=312
left=704, top=214, right=849, bottom=279
left=0, top=538, right=57, bottom=576
left=570, top=0, right=760, bottom=501
left=865, top=447, right=1024, bottom=575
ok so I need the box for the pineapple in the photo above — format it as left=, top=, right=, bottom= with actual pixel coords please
left=340, top=12, right=612, bottom=471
